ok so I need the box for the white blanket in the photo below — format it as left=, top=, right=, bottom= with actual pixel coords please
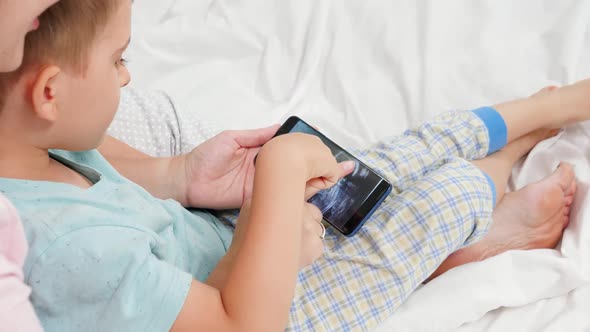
left=121, top=1, right=590, bottom=330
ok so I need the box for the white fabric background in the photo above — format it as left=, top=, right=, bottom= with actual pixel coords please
left=119, top=1, right=590, bottom=330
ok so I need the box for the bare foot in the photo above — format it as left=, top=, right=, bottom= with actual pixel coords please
left=480, top=163, right=576, bottom=255
left=426, top=163, right=576, bottom=282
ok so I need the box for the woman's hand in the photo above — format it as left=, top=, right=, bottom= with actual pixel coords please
left=179, top=125, right=280, bottom=209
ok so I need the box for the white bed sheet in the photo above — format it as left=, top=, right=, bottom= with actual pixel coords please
left=124, top=1, right=590, bottom=330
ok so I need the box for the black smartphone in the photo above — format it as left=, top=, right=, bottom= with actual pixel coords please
left=272, top=116, right=392, bottom=236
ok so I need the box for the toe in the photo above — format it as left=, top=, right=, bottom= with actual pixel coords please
left=556, top=162, right=576, bottom=191
left=565, top=179, right=578, bottom=197
left=537, top=186, right=564, bottom=214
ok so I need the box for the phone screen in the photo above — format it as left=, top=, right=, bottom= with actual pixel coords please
left=290, top=122, right=384, bottom=230
left=274, top=117, right=392, bottom=236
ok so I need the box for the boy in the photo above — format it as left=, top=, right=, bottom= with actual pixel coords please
left=0, top=0, right=586, bottom=331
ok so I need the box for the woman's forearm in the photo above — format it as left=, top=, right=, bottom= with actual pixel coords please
left=98, top=136, right=187, bottom=204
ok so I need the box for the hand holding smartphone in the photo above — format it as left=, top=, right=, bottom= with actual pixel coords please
left=271, top=116, right=392, bottom=236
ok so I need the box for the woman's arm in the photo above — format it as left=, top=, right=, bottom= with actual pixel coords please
left=98, top=136, right=186, bottom=203
left=99, top=126, right=279, bottom=209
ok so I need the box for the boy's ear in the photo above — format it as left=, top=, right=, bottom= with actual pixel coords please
left=31, top=66, right=61, bottom=122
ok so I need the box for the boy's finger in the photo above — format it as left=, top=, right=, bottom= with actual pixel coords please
left=340, top=160, right=356, bottom=176
left=304, top=161, right=355, bottom=200
left=304, top=179, right=327, bottom=200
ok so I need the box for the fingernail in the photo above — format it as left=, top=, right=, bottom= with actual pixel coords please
left=342, top=161, right=356, bottom=172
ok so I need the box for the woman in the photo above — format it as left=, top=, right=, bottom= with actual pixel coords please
left=0, top=1, right=59, bottom=330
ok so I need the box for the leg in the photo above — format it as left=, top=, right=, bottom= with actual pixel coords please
left=288, top=158, right=495, bottom=331
left=471, top=86, right=561, bottom=204
left=494, top=79, right=590, bottom=142
left=424, top=87, right=575, bottom=280
left=425, top=128, right=564, bottom=281
left=472, top=128, right=558, bottom=205
left=358, top=83, right=590, bottom=196
left=356, top=109, right=498, bottom=195
left=429, top=163, right=576, bottom=281
left=285, top=80, right=588, bottom=329
left=287, top=156, right=577, bottom=331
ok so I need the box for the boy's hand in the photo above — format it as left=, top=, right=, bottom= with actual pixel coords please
left=299, top=202, right=325, bottom=268
left=258, top=133, right=355, bottom=187
left=224, top=200, right=326, bottom=272
left=180, top=125, right=280, bottom=209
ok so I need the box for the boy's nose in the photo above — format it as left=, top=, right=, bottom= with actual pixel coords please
left=120, top=67, right=131, bottom=87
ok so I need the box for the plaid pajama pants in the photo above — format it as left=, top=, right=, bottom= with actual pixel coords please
left=285, top=109, right=505, bottom=331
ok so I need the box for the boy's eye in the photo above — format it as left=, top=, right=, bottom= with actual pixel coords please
left=116, top=58, right=129, bottom=66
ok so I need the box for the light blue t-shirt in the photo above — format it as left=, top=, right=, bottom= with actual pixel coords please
left=0, top=150, right=234, bottom=332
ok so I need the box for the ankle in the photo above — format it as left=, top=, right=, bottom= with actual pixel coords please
left=425, top=240, right=494, bottom=282
left=473, top=238, right=507, bottom=261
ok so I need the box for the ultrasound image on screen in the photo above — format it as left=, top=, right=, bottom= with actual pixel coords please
left=291, top=122, right=382, bottom=230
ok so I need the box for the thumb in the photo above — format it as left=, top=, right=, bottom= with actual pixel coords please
left=304, top=161, right=356, bottom=200
left=231, top=124, right=281, bottom=147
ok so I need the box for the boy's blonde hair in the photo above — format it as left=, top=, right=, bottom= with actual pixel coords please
left=0, top=0, right=121, bottom=109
